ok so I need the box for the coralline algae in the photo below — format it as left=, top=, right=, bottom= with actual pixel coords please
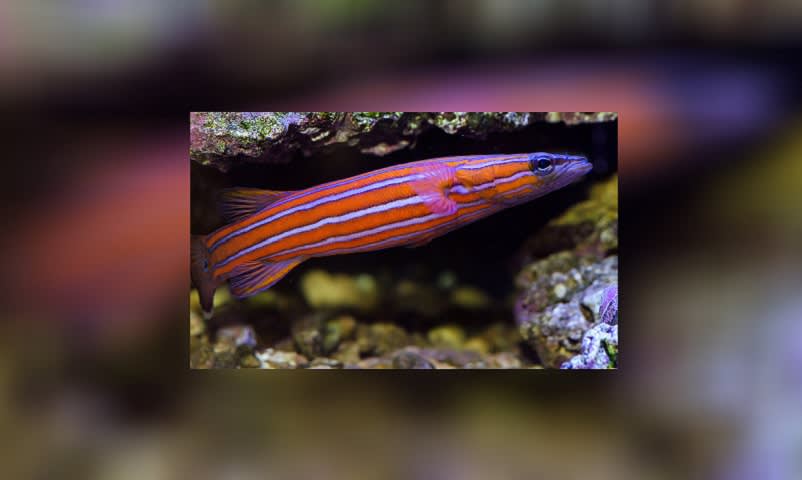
left=561, top=323, right=618, bottom=369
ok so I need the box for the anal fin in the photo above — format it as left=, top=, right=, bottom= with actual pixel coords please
left=228, top=258, right=303, bottom=298
left=219, top=187, right=294, bottom=223
left=405, top=236, right=434, bottom=248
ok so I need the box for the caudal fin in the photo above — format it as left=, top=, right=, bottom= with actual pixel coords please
left=191, top=235, right=218, bottom=319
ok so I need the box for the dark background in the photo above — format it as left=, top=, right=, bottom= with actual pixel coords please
left=1, top=1, right=801, bottom=478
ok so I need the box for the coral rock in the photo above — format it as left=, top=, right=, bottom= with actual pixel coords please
left=255, top=348, right=309, bottom=369
left=561, top=324, right=618, bottom=369
left=357, top=323, right=410, bottom=356
left=191, top=112, right=617, bottom=172
left=516, top=254, right=617, bottom=368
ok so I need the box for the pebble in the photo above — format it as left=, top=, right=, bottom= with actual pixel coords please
left=427, top=325, right=466, bottom=349
left=300, top=270, right=379, bottom=311
left=255, top=348, right=309, bottom=369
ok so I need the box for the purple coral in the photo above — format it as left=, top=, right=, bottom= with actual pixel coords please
left=599, top=285, right=618, bottom=325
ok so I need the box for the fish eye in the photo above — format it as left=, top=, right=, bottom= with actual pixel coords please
left=530, top=156, right=554, bottom=175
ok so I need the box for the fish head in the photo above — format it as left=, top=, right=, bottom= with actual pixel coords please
left=527, top=152, right=593, bottom=194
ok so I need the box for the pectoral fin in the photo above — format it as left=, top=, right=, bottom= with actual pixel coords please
left=411, top=164, right=458, bottom=216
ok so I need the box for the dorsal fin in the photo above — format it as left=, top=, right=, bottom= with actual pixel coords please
left=227, top=258, right=303, bottom=298
left=219, top=187, right=293, bottom=223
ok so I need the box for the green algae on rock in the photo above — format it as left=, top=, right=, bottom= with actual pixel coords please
left=522, top=175, right=618, bottom=260
left=190, top=112, right=617, bottom=171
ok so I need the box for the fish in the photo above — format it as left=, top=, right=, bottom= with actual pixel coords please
left=191, top=152, right=592, bottom=318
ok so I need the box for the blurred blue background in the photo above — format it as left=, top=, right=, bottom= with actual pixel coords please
left=1, top=0, right=801, bottom=478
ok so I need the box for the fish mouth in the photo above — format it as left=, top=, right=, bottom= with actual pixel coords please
left=547, top=155, right=592, bottom=191
left=564, top=155, right=593, bottom=181
left=570, top=155, right=593, bottom=176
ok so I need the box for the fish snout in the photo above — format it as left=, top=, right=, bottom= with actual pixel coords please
left=568, top=155, right=593, bottom=176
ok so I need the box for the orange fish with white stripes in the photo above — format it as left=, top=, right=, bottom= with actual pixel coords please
left=191, top=152, right=592, bottom=318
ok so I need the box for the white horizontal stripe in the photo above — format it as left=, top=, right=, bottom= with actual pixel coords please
left=262, top=183, right=542, bottom=263
left=212, top=173, right=424, bottom=250
left=278, top=199, right=488, bottom=258
left=449, top=170, right=532, bottom=195
left=457, top=157, right=528, bottom=170
left=496, top=184, right=535, bottom=203
left=219, top=196, right=424, bottom=266
left=278, top=212, right=440, bottom=258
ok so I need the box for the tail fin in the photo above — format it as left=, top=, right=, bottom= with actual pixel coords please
left=191, top=235, right=218, bottom=319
